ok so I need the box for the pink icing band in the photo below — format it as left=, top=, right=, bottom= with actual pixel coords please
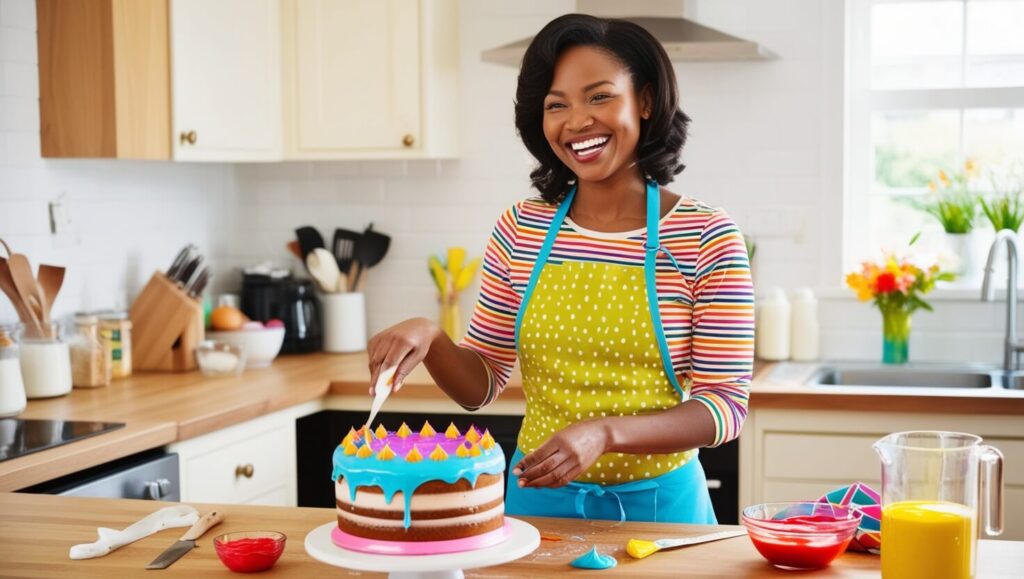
left=331, top=521, right=512, bottom=556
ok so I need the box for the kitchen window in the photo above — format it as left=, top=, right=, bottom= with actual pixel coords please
left=845, top=0, right=1024, bottom=280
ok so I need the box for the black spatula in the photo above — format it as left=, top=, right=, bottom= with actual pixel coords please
left=332, top=228, right=361, bottom=274
left=350, top=223, right=391, bottom=291
left=294, top=226, right=325, bottom=259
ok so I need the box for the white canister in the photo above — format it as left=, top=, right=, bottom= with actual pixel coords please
left=790, top=287, right=820, bottom=361
left=322, top=292, right=367, bottom=353
left=756, top=288, right=791, bottom=361
left=0, top=326, right=26, bottom=416
left=18, top=322, right=73, bottom=399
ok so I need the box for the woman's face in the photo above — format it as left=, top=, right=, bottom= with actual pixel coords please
left=542, top=45, right=649, bottom=186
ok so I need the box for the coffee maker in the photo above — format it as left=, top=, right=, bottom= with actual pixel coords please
left=241, top=274, right=322, bottom=353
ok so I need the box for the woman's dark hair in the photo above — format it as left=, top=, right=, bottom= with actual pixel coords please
left=515, top=13, right=690, bottom=203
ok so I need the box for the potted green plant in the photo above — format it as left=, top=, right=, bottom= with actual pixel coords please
left=906, top=161, right=981, bottom=283
left=979, top=167, right=1024, bottom=232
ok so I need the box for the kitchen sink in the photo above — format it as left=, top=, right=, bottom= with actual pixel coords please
left=806, top=364, right=1002, bottom=389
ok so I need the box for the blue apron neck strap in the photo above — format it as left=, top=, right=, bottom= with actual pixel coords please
left=643, top=181, right=687, bottom=399
left=514, top=185, right=576, bottom=346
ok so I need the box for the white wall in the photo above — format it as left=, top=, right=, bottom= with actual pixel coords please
left=0, top=0, right=1013, bottom=364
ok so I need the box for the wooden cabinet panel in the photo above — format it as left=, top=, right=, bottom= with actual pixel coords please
left=171, top=0, right=282, bottom=160
left=282, top=0, right=458, bottom=159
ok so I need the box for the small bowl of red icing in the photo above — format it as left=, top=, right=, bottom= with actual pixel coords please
left=213, top=531, right=287, bottom=573
left=742, top=502, right=862, bottom=570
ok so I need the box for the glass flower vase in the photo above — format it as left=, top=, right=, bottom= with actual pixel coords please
left=881, top=307, right=911, bottom=365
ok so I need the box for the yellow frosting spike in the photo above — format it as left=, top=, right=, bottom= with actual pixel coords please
left=481, top=429, right=496, bottom=450
left=465, top=427, right=481, bottom=444
left=456, top=443, right=471, bottom=458
left=341, top=427, right=357, bottom=447
left=445, top=423, right=460, bottom=439
left=429, top=444, right=448, bottom=461
left=420, top=421, right=437, bottom=437
left=377, top=444, right=396, bottom=461
left=405, top=447, right=424, bottom=463
left=343, top=440, right=359, bottom=455
left=470, top=443, right=481, bottom=457
left=375, top=424, right=388, bottom=439
left=397, top=422, right=412, bottom=438
left=356, top=444, right=374, bottom=459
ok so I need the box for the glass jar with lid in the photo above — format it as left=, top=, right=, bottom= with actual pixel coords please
left=17, top=321, right=72, bottom=399
left=98, top=311, right=132, bottom=379
left=0, top=325, right=26, bottom=416
left=71, top=314, right=111, bottom=388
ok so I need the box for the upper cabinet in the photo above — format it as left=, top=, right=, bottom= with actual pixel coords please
left=36, top=0, right=458, bottom=162
left=281, top=0, right=458, bottom=159
left=37, top=0, right=172, bottom=159
left=171, top=0, right=282, bottom=161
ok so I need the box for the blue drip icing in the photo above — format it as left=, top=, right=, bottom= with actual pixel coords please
left=571, top=546, right=618, bottom=570
left=332, top=441, right=506, bottom=529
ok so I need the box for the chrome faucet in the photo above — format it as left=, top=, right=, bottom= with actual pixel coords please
left=981, top=229, right=1024, bottom=382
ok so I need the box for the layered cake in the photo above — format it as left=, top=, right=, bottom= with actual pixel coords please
left=332, top=421, right=506, bottom=542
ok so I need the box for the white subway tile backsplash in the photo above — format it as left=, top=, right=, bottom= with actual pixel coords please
left=1, top=0, right=36, bottom=31
left=0, top=26, right=35, bottom=63
left=3, top=60, right=35, bottom=97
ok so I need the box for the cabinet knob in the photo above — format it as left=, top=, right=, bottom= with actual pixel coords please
left=402, top=134, right=415, bottom=147
left=180, top=130, right=198, bottom=145
left=142, top=478, right=173, bottom=500
left=236, top=463, right=255, bottom=478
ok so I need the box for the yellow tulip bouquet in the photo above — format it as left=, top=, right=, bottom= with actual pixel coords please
left=428, top=247, right=481, bottom=340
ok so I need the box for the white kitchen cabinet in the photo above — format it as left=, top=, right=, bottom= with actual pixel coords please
left=281, top=0, right=458, bottom=159
left=169, top=402, right=320, bottom=506
left=739, top=408, right=1024, bottom=540
left=171, top=0, right=283, bottom=161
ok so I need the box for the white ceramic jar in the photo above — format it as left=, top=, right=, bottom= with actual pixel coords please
left=756, top=288, right=791, bottom=361
left=790, top=288, right=820, bottom=361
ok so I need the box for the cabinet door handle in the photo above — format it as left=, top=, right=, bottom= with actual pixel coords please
left=402, top=134, right=415, bottom=147
left=180, top=130, right=198, bottom=145
left=235, top=463, right=255, bottom=478
left=706, top=479, right=722, bottom=490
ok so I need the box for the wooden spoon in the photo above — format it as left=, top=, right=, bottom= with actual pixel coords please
left=37, top=264, right=65, bottom=315
left=0, top=240, right=50, bottom=337
left=0, top=258, right=43, bottom=337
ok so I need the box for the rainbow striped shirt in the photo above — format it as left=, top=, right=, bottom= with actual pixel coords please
left=460, top=196, right=754, bottom=447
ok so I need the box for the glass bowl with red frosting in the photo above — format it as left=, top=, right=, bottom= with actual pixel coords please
left=742, top=502, right=862, bottom=570
left=213, top=531, right=287, bottom=573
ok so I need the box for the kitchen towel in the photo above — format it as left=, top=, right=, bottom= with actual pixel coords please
left=69, top=505, right=199, bottom=560
left=817, top=482, right=881, bottom=553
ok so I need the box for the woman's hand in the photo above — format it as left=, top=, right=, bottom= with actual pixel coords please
left=512, top=420, right=611, bottom=488
left=366, top=317, right=442, bottom=395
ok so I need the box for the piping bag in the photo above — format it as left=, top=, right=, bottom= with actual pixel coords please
left=69, top=505, right=199, bottom=560
left=365, top=365, right=398, bottom=431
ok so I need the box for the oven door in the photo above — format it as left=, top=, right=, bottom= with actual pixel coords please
left=22, top=451, right=180, bottom=501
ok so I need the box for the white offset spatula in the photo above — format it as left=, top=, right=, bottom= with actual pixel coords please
left=366, top=366, right=398, bottom=430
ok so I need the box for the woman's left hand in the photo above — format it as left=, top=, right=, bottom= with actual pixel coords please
left=512, top=420, right=611, bottom=488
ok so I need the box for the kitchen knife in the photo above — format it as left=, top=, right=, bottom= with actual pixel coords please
left=145, top=510, right=224, bottom=570
left=166, top=245, right=196, bottom=281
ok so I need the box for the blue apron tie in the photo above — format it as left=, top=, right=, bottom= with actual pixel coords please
left=569, top=478, right=662, bottom=522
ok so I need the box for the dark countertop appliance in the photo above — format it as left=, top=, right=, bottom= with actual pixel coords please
left=241, top=274, right=322, bottom=353
left=0, top=418, right=125, bottom=462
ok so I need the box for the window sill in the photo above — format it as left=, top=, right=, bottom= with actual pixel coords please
left=814, top=286, right=1024, bottom=302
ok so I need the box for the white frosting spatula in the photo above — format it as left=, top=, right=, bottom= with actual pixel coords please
left=366, top=366, right=397, bottom=430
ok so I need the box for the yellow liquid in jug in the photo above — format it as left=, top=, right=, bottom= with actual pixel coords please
left=881, top=501, right=975, bottom=579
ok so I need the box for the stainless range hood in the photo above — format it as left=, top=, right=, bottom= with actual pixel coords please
left=482, top=0, right=773, bottom=66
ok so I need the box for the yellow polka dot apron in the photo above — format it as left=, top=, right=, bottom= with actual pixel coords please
left=505, top=181, right=717, bottom=524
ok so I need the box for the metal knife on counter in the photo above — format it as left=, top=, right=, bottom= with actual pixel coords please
left=146, top=510, right=224, bottom=570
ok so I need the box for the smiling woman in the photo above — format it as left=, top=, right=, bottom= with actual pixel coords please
left=365, top=13, right=754, bottom=526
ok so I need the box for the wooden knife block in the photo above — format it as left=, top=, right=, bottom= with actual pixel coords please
left=130, top=271, right=204, bottom=372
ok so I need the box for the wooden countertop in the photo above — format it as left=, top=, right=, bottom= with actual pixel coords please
left=2, top=493, right=1021, bottom=577
left=3, top=352, right=1023, bottom=492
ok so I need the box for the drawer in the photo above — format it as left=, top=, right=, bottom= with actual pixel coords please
left=764, top=432, right=880, bottom=481
left=182, top=422, right=293, bottom=504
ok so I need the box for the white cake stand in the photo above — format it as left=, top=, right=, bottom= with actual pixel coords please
left=304, top=518, right=540, bottom=579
